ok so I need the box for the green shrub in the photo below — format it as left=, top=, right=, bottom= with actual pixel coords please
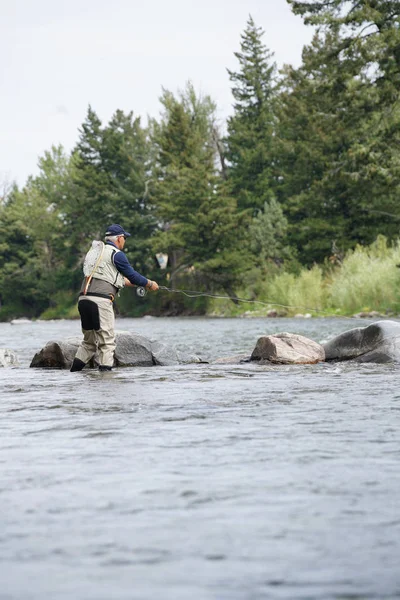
left=268, top=265, right=327, bottom=315
left=329, top=236, right=400, bottom=314
left=39, top=291, right=79, bottom=320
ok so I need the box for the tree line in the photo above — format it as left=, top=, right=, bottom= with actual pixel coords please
left=1, top=0, right=400, bottom=319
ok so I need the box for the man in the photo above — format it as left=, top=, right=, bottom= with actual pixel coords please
left=70, top=224, right=159, bottom=372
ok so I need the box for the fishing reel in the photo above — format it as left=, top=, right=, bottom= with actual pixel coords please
left=136, top=286, right=147, bottom=297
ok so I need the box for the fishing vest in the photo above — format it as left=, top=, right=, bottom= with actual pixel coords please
left=91, top=244, right=126, bottom=290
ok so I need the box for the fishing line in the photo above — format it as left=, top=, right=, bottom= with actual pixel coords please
left=135, top=285, right=400, bottom=360
left=137, top=285, right=341, bottom=317
left=134, top=286, right=400, bottom=359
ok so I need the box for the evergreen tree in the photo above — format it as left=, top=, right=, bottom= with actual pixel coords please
left=151, top=83, right=250, bottom=299
left=31, top=145, right=83, bottom=291
left=101, top=110, right=155, bottom=272
left=276, top=1, right=400, bottom=263
left=69, top=106, right=110, bottom=245
left=0, top=176, right=65, bottom=317
left=248, top=197, right=292, bottom=268
left=225, top=16, right=277, bottom=214
left=69, top=107, right=155, bottom=274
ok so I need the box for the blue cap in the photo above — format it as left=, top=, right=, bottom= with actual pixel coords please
left=105, top=224, right=131, bottom=237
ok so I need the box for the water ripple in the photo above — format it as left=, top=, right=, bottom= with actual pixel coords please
left=1, top=317, right=400, bottom=599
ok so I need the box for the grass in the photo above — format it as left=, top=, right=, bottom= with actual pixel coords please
left=328, top=236, right=400, bottom=315
left=208, top=236, right=400, bottom=317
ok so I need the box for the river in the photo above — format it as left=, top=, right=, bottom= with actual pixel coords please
left=1, top=317, right=399, bottom=599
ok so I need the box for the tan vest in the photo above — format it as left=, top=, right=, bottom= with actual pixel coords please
left=91, top=244, right=126, bottom=290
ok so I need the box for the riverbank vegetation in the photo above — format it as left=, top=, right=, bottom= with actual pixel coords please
left=207, top=236, right=400, bottom=317
left=1, top=0, right=400, bottom=321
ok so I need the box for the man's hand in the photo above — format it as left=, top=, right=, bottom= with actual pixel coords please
left=146, top=280, right=159, bottom=291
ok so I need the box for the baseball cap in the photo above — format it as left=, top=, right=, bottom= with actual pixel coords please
left=105, top=224, right=131, bottom=237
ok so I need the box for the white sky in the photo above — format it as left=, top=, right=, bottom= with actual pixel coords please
left=1, top=0, right=314, bottom=187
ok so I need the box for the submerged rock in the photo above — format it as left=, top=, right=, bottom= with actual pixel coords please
left=150, top=339, right=204, bottom=366
left=323, top=320, right=400, bottom=363
left=213, top=354, right=251, bottom=365
left=0, top=348, right=19, bottom=367
left=30, top=331, right=203, bottom=369
left=251, top=332, right=325, bottom=365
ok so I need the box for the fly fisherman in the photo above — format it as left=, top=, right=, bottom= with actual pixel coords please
left=70, top=224, right=159, bottom=372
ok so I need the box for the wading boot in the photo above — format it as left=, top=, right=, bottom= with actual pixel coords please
left=70, top=358, right=86, bottom=372
left=99, top=365, right=112, bottom=372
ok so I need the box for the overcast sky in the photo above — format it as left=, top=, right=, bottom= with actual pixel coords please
left=1, top=0, right=314, bottom=187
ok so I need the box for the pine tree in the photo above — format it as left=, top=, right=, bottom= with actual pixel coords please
left=276, top=1, right=400, bottom=263
left=151, top=83, right=250, bottom=299
left=248, top=198, right=292, bottom=268
left=101, top=110, right=154, bottom=272
left=70, top=106, right=110, bottom=243
left=31, top=145, right=84, bottom=291
left=225, top=16, right=277, bottom=214
left=0, top=175, right=65, bottom=316
left=68, top=107, right=155, bottom=274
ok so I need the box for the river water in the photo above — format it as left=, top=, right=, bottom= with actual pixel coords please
left=1, top=317, right=399, bottom=600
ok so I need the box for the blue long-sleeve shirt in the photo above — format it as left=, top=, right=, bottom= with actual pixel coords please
left=107, top=241, right=148, bottom=287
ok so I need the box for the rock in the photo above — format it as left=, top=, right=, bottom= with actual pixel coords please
left=30, top=331, right=203, bottom=369
left=115, top=333, right=203, bottom=367
left=213, top=354, right=251, bottom=365
left=150, top=340, right=184, bottom=366
left=114, top=332, right=153, bottom=367
left=177, top=350, right=205, bottom=365
left=0, top=348, right=19, bottom=367
left=10, top=318, right=32, bottom=325
left=266, top=310, right=287, bottom=318
left=30, top=337, right=82, bottom=369
left=150, top=340, right=203, bottom=366
left=251, top=332, right=325, bottom=365
left=323, top=320, right=400, bottom=363
left=352, top=311, right=383, bottom=319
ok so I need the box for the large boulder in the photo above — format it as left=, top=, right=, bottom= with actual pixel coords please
left=30, top=337, right=82, bottom=369
left=323, top=320, right=400, bottom=363
left=251, top=332, right=325, bottom=365
left=30, top=331, right=203, bottom=369
left=0, top=348, right=19, bottom=367
left=114, top=332, right=153, bottom=367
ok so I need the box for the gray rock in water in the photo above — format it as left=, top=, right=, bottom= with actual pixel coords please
left=116, top=333, right=203, bottom=367
left=114, top=332, right=153, bottom=367
left=352, top=311, right=383, bottom=319
left=0, top=348, right=19, bottom=367
left=150, top=340, right=203, bottom=366
left=213, top=354, right=251, bottom=365
left=30, top=331, right=203, bottom=369
left=251, top=332, right=325, bottom=364
left=30, top=337, right=82, bottom=369
left=149, top=339, right=180, bottom=366
left=323, top=320, right=400, bottom=363
left=177, top=349, right=205, bottom=365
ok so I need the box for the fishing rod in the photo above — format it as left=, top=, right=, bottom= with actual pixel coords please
left=135, top=285, right=342, bottom=317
